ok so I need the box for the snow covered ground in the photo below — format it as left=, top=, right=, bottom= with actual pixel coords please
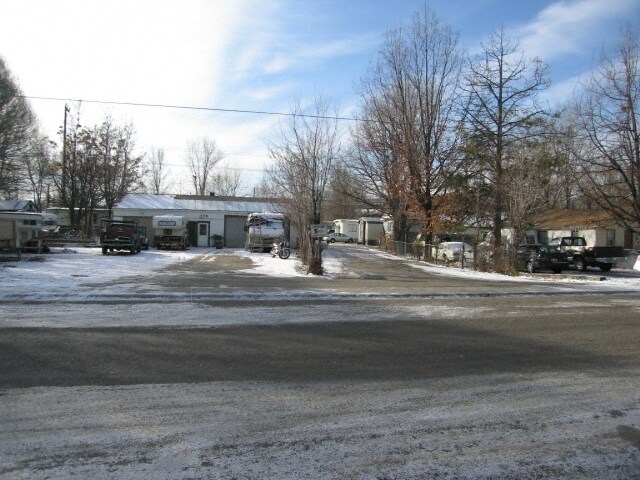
left=1, top=246, right=639, bottom=330
left=1, top=247, right=639, bottom=479
left=2, top=370, right=639, bottom=479
left=2, top=245, right=639, bottom=303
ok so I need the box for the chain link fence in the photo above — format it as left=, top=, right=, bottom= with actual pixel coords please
left=381, top=240, right=477, bottom=270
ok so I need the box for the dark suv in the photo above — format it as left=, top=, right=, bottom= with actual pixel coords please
left=516, top=244, right=569, bottom=274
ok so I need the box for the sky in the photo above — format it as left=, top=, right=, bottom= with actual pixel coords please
left=1, top=0, right=639, bottom=195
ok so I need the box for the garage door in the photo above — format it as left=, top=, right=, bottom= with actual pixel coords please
left=224, top=215, right=247, bottom=248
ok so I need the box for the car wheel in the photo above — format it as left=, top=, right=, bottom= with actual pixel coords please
left=552, top=267, right=562, bottom=274
left=347, top=238, right=353, bottom=243
left=526, top=260, right=534, bottom=273
left=330, top=239, right=335, bottom=243
left=599, top=263, right=612, bottom=272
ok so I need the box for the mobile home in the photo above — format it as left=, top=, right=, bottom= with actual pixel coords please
left=358, top=217, right=384, bottom=245
left=334, top=219, right=358, bottom=242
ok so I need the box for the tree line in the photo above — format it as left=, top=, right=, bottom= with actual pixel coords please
left=1, top=5, right=638, bottom=273
left=264, top=7, right=639, bottom=273
left=0, top=57, right=246, bottom=231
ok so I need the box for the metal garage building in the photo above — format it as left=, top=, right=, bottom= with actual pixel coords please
left=112, top=194, right=284, bottom=248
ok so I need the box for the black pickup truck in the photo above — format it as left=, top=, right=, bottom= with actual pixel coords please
left=548, top=236, right=625, bottom=272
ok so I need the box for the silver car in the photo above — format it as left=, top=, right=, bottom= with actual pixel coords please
left=322, top=232, right=355, bottom=243
left=432, top=242, right=474, bottom=263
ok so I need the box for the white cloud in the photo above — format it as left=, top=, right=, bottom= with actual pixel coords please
left=540, top=73, right=584, bottom=106
left=1, top=0, right=273, bottom=193
left=515, top=0, right=638, bottom=61
left=262, top=35, right=377, bottom=75
left=2, top=1, right=250, bottom=105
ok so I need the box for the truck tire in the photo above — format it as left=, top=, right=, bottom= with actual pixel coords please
left=599, top=263, right=612, bottom=272
left=574, top=257, right=587, bottom=272
left=526, top=260, right=534, bottom=273
left=102, top=246, right=108, bottom=255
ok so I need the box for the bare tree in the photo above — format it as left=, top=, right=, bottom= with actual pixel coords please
left=145, top=147, right=170, bottom=194
left=97, top=118, right=144, bottom=216
left=463, top=27, right=550, bottom=267
left=266, top=95, right=342, bottom=270
left=349, top=93, right=410, bottom=240
left=352, top=6, right=464, bottom=246
left=323, top=161, right=364, bottom=220
left=0, top=55, right=38, bottom=199
left=576, top=26, right=640, bottom=233
left=185, top=137, right=224, bottom=196
left=22, top=135, right=54, bottom=209
left=53, top=105, right=89, bottom=227
left=544, top=108, right=585, bottom=209
left=52, top=108, right=143, bottom=229
left=503, top=141, right=554, bottom=272
left=210, top=163, right=245, bottom=196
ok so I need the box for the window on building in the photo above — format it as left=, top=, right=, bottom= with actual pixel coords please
left=606, top=229, right=615, bottom=246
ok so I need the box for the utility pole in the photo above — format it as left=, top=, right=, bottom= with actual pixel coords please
left=61, top=104, right=70, bottom=197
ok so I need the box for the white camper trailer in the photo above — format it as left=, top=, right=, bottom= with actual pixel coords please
left=152, top=215, right=189, bottom=250
left=334, top=219, right=358, bottom=242
left=0, top=211, right=49, bottom=255
left=245, top=212, right=287, bottom=252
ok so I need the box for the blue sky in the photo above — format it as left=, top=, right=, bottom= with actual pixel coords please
left=2, top=0, right=639, bottom=194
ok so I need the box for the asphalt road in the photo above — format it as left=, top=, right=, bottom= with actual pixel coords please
left=1, top=245, right=639, bottom=388
left=1, top=245, right=639, bottom=479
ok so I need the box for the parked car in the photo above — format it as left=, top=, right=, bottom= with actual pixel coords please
left=322, top=232, right=354, bottom=243
left=516, top=244, right=569, bottom=274
left=431, top=242, right=474, bottom=264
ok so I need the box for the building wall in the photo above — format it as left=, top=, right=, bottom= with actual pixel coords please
left=112, top=209, right=268, bottom=249
left=545, top=227, right=626, bottom=248
left=358, top=219, right=384, bottom=245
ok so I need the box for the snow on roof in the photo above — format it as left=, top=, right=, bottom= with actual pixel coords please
left=0, top=200, right=38, bottom=212
left=116, top=194, right=177, bottom=209
left=115, top=194, right=282, bottom=214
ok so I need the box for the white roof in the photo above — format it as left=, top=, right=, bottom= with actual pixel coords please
left=115, top=194, right=282, bottom=214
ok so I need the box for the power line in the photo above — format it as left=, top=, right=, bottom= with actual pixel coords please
left=20, top=95, right=363, bottom=122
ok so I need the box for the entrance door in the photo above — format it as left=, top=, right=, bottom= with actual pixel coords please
left=197, top=222, right=209, bottom=247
